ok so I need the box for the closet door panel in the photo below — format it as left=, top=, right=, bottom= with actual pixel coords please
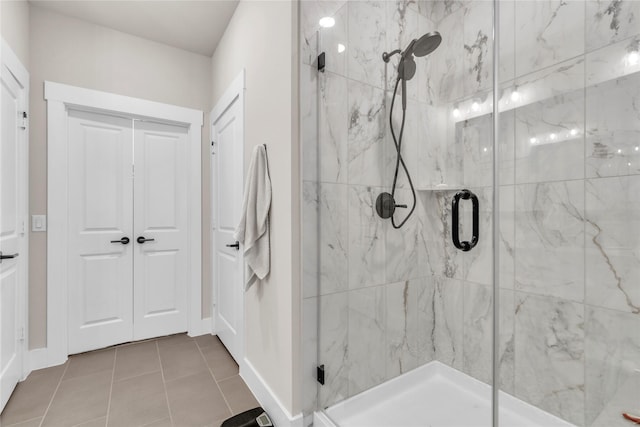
left=67, top=110, right=134, bottom=354
left=133, top=121, right=189, bottom=340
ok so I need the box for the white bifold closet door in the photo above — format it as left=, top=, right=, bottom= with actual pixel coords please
left=67, top=110, right=188, bottom=354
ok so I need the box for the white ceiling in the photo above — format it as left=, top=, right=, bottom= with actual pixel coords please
left=29, top=0, right=239, bottom=57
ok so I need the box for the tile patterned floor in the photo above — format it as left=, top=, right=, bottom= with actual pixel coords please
left=0, top=334, right=260, bottom=427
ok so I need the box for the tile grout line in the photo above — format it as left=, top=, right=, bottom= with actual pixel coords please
left=104, top=348, right=118, bottom=427
left=195, top=341, right=234, bottom=417
left=157, top=340, right=175, bottom=427
left=38, top=360, right=70, bottom=427
left=5, top=415, right=43, bottom=427
left=71, top=416, right=105, bottom=427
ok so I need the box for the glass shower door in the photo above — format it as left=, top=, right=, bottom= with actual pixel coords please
left=301, top=0, right=499, bottom=426
left=497, top=1, right=640, bottom=427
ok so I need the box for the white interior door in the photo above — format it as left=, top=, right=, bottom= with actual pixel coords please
left=67, top=110, right=134, bottom=354
left=212, top=96, right=244, bottom=362
left=0, top=62, right=27, bottom=412
left=133, top=121, right=188, bottom=340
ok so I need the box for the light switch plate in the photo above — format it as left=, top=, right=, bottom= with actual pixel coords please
left=32, top=215, right=46, bottom=232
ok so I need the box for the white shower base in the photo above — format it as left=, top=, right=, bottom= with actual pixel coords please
left=314, top=361, right=575, bottom=427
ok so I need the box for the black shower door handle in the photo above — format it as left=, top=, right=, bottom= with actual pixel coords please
left=452, top=189, right=479, bottom=252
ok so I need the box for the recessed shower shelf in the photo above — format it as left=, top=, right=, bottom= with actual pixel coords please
left=416, top=185, right=463, bottom=192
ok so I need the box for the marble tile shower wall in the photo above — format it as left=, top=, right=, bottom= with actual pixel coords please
left=301, top=1, right=640, bottom=427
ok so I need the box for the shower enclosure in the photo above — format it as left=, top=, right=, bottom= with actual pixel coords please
left=301, top=1, right=640, bottom=426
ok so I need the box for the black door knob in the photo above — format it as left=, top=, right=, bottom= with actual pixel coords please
left=226, top=242, right=240, bottom=250
left=137, top=236, right=155, bottom=244
left=110, top=237, right=130, bottom=245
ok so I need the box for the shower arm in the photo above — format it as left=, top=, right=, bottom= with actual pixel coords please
left=382, top=49, right=402, bottom=63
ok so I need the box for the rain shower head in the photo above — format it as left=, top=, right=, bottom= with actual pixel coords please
left=409, top=32, right=442, bottom=57
left=382, top=31, right=442, bottom=65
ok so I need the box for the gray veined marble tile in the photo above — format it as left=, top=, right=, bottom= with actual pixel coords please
left=514, top=87, right=585, bottom=184
left=499, top=185, right=516, bottom=291
left=385, top=0, right=420, bottom=92
left=347, top=80, right=387, bottom=187
left=348, top=185, right=386, bottom=289
left=586, top=0, right=640, bottom=52
left=585, top=71, right=640, bottom=178
left=317, top=183, right=349, bottom=296
left=418, top=190, right=464, bottom=280
left=514, top=56, right=585, bottom=105
left=462, top=1, right=493, bottom=98
left=417, top=276, right=464, bottom=370
left=427, top=7, right=465, bottom=104
left=417, top=14, right=439, bottom=104
left=460, top=186, right=493, bottom=287
left=418, top=0, right=470, bottom=24
left=302, top=297, right=318, bottom=414
left=347, top=286, right=386, bottom=397
left=416, top=190, right=458, bottom=279
left=318, top=71, right=349, bottom=184
left=385, top=189, right=425, bottom=283
left=347, top=0, right=387, bottom=90
left=303, top=182, right=319, bottom=299
left=514, top=0, right=585, bottom=78
left=385, top=94, right=419, bottom=190
left=459, top=111, right=493, bottom=188
left=589, top=374, right=640, bottom=427
left=300, top=0, right=346, bottom=66
left=301, top=64, right=318, bottom=183
left=318, top=292, right=349, bottom=409
left=514, top=293, right=585, bottom=426
left=514, top=181, right=586, bottom=302
left=459, top=186, right=515, bottom=292
left=321, top=3, right=348, bottom=77
left=499, top=1, right=515, bottom=83
left=462, top=284, right=515, bottom=394
left=585, top=176, right=640, bottom=314
left=586, top=35, right=640, bottom=87
left=301, top=19, right=318, bottom=67
left=585, top=306, right=640, bottom=426
left=385, top=280, right=420, bottom=379
left=417, top=104, right=458, bottom=188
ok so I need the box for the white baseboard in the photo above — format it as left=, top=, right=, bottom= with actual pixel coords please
left=188, top=317, right=212, bottom=337
left=240, top=359, right=304, bottom=427
left=23, top=347, right=66, bottom=381
left=26, top=348, right=49, bottom=375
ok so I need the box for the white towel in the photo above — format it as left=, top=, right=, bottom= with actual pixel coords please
left=234, top=144, right=271, bottom=290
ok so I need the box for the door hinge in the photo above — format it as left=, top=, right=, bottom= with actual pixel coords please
left=19, top=111, right=28, bottom=130
left=18, top=327, right=25, bottom=342
left=317, top=52, right=326, bottom=73
left=211, top=141, right=216, bottom=154
left=317, top=364, right=325, bottom=385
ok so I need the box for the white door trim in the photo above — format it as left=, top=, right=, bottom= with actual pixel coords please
left=45, top=81, right=202, bottom=366
left=1, top=38, right=30, bottom=380
left=210, top=69, right=245, bottom=364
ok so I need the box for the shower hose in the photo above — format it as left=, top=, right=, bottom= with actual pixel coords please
left=389, top=76, right=417, bottom=229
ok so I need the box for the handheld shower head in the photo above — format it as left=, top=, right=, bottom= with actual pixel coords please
left=409, top=32, right=442, bottom=57
left=383, top=31, right=442, bottom=83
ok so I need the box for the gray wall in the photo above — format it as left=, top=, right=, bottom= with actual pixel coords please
left=210, top=0, right=301, bottom=416
left=1, top=0, right=30, bottom=68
